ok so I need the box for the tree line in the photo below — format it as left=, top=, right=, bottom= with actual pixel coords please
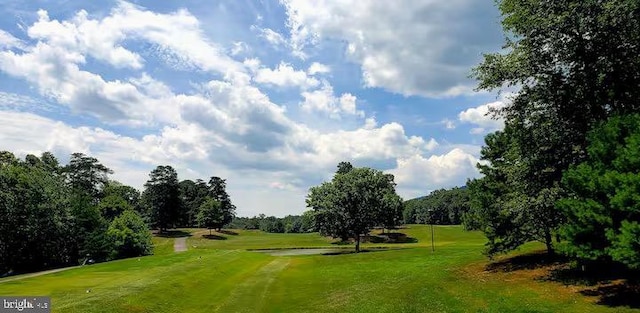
left=229, top=212, right=315, bottom=234
left=467, top=0, right=640, bottom=271
left=402, top=187, right=472, bottom=227
left=0, top=151, right=236, bottom=275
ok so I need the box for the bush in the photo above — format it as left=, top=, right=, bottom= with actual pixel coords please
left=107, top=210, right=153, bottom=259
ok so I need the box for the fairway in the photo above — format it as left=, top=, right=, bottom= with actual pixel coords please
left=0, top=225, right=636, bottom=313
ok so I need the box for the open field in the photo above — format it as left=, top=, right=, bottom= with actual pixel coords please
left=0, top=225, right=638, bottom=312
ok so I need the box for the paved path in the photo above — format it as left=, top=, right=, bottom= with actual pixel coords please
left=0, top=266, right=79, bottom=284
left=174, top=237, right=188, bottom=252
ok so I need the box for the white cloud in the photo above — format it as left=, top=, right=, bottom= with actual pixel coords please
left=390, top=148, right=481, bottom=199
left=443, top=119, right=456, bottom=130
left=281, top=0, right=502, bottom=97
left=458, top=100, right=506, bottom=134
left=26, top=2, right=243, bottom=73
left=300, top=82, right=364, bottom=118
left=230, top=41, right=249, bottom=56
left=0, top=2, right=488, bottom=216
left=307, top=62, right=330, bottom=75
left=253, top=26, right=287, bottom=46
left=254, top=62, right=320, bottom=89
left=0, top=30, right=24, bottom=49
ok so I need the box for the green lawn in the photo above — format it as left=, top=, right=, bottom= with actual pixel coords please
left=0, top=225, right=636, bottom=312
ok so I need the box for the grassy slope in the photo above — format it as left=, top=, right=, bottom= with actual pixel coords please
left=0, top=225, right=636, bottom=313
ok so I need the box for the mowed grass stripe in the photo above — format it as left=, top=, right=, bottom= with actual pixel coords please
left=0, top=225, right=636, bottom=313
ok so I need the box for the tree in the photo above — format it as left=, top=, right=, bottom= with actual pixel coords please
left=207, top=177, right=236, bottom=230
left=64, top=153, right=113, bottom=202
left=307, top=165, right=403, bottom=252
left=107, top=210, right=153, bottom=259
left=196, top=198, right=224, bottom=235
left=143, top=166, right=181, bottom=232
left=336, top=161, right=354, bottom=175
left=178, top=179, right=209, bottom=227
left=559, top=114, right=640, bottom=269
left=469, top=0, right=640, bottom=256
left=0, top=160, right=75, bottom=273
left=98, top=194, right=132, bottom=221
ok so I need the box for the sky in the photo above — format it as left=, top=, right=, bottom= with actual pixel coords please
left=0, top=0, right=508, bottom=217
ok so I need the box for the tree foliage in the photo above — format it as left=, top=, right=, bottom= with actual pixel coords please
left=0, top=151, right=150, bottom=275
left=196, top=198, right=224, bottom=234
left=143, top=165, right=181, bottom=232
left=306, top=163, right=403, bottom=252
left=107, top=210, right=153, bottom=259
left=403, top=187, right=470, bottom=226
left=470, top=0, right=640, bottom=257
left=559, top=114, right=640, bottom=269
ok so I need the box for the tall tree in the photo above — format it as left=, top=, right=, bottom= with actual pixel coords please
left=143, top=166, right=181, bottom=232
left=64, top=153, right=113, bottom=202
left=470, top=0, right=640, bottom=256
left=207, top=177, right=236, bottom=229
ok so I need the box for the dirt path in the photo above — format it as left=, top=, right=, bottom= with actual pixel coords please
left=0, top=266, right=79, bottom=284
left=174, top=237, right=188, bottom=252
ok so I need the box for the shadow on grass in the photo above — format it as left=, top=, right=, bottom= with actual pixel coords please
left=202, top=234, right=228, bottom=240
left=486, top=251, right=640, bottom=309
left=485, top=251, right=566, bottom=273
left=218, top=229, right=239, bottom=236
left=322, top=247, right=406, bottom=256
left=363, top=232, right=418, bottom=244
left=154, top=230, right=192, bottom=238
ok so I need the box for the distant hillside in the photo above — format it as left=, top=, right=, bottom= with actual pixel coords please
left=403, top=186, right=470, bottom=226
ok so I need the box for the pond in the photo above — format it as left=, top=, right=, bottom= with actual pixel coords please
left=250, top=247, right=397, bottom=256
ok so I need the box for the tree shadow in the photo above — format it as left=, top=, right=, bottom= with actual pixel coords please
left=322, top=248, right=395, bottom=256
left=202, top=234, right=227, bottom=240
left=579, top=283, right=640, bottom=308
left=485, top=251, right=566, bottom=273
left=486, top=251, right=640, bottom=309
left=154, top=230, right=192, bottom=238
left=362, top=233, right=418, bottom=244
left=218, top=229, right=239, bottom=236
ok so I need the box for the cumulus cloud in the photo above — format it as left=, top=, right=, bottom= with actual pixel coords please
left=254, top=62, right=320, bottom=89
left=390, top=148, right=481, bottom=199
left=0, top=30, right=24, bottom=49
left=458, top=100, right=506, bottom=134
left=281, top=0, right=502, bottom=97
left=0, top=2, right=488, bottom=215
left=307, top=62, right=330, bottom=75
left=300, top=82, right=364, bottom=118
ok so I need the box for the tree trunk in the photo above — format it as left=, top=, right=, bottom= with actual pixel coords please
left=544, top=228, right=554, bottom=255
left=355, top=234, right=360, bottom=253
left=209, top=228, right=212, bottom=236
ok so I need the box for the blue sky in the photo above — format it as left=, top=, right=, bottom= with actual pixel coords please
left=0, top=0, right=508, bottom=217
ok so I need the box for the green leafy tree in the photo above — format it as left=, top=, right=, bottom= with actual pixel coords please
left=196, top=198, right=224, bottom=235
left=98, top=194, right=132, bottom=221
left=559, top=114, right=640, bottom=269
left=471, top=0, right=640, bottom=257
left=143, top=165, right=181, bottom=232
left=179, top=179, right=209, bottom=227
left=64, top=153, right=113, bottom=202
left=207, top=177, right=236, bottom=229
left=307, top=165, right=403, bottom=252
left=107, top=210, right=153, bottom=259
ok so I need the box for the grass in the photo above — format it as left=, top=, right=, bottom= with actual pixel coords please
left=0, top=225, right=638, bottom=312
